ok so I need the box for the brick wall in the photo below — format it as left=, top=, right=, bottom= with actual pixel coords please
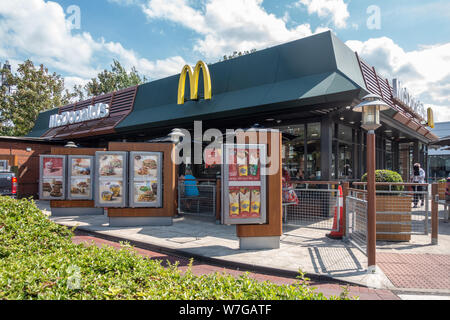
left=0, top=140, right=62, bottom=198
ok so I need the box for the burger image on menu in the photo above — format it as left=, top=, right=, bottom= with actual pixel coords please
left=70, top=178, right=91, bottom=197
left=99, top=155, right=123, bottom=177
left=134, top=155, right=158, bottom=178
left=134, top=181, right=157, bottom=203
left=42, top=178, right=63, bottom=198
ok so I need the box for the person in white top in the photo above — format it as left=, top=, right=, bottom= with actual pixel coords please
left=411, top=163, right=426, bottom=208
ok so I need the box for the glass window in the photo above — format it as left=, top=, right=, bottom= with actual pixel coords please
left=338, top=143, right=353, bottom=179
left=280, top=124, right=305, bottom=179
left=306, top=140, right=321, bottom=179
left=338, top=124, right=353, bottom=143
left=307, top=123, right=320, bottom=139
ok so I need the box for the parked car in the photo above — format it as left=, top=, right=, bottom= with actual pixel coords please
left=0, top=170, right=17, bottom=198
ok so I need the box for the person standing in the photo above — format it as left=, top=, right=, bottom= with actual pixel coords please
left=411, top=163, right=426, bottom=208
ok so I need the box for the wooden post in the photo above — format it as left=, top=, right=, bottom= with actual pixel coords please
left=431, top=183, right=438, bottom=245
left=366, top=131, right=377, bottom=270
left=236, top=131, right=283, bottom=247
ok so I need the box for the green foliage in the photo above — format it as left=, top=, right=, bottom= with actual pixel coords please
left=0, top=60, right=74, bottom=136
left=0, top=197, right=350, bottom=300
left=361, top=169, right=404, bottom=191
left=73, top=60, right=147, bottom=101
left=221, top=49, right=257, bottom=62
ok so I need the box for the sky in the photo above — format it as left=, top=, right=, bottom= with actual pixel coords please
left=0, top=0, right=449, bottom=122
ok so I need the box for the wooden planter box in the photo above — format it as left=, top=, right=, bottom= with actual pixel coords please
left=438, top=182, right=446, bottom=201
left=376, top=195, right=412, bottom=241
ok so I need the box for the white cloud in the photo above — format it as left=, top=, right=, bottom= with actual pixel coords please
left=0, top=0, right=186, bottom=90
left=296, top=0, right=350, bottom=29
left=141, top=0, right=318, bottom=59
left=346, top=37, right=450, bottom=122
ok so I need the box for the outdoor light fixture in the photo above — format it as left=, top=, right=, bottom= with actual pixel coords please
left=353, top=94, right=390, bottom=131
left=352, top=94, right=390, bottom=272
left=64, top=141, right=77, bottom=148
left=168, top=128, right=185, bottom=143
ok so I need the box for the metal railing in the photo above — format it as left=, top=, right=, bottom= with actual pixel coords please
left=283, top=181, right=340, bottom=230
left=352, top=182, right=430, bottom=239
left=345, top=190, right=368, bottom=253
left=178, top=179, right=216, bottom=218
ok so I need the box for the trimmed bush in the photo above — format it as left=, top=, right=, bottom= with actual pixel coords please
left=0, top=197, right=349, bottom=300
left=361, top=169, right=404, bottom=191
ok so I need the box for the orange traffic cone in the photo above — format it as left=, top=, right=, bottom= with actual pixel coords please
left=326, top=185, right=344, bottom=239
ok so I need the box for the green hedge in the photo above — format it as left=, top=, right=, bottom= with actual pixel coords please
left=0, top=197, right=350, bottom=300
left=361, top=169, right=404, bottom=191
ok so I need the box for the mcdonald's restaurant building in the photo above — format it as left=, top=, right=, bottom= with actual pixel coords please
left=29, top=31, right=438, bottom=186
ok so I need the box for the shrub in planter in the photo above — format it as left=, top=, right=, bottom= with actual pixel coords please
left=361, top=169, right=404, bottom=192
left=361, top=170, right=411, bottom=242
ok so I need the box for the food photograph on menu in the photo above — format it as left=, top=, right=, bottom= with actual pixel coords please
left=98, top=180, right=123, bottom=204
left=133, top=154, right=158, bottom=178
left=42, top=157, right=64, bottom=177
left=227, top=147, right=260, bottom=182
left=42, top=178, right=64, bottom=198
left=70, top=158, right=92, bottom=176
left=99, top=154, right=124, bottom=177
left=69, top=178, right=91, bottom=198
left=222, top=144, right=266, bottom=225
left=133, top=181, right=158, bottom=204
left=227, top=186, right=261, bottom=219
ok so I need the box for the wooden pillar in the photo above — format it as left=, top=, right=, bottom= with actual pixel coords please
left=431, top=183, right=438, bottom=245
left=366, top=131, right=377, bottom=269
left=236, top=131, right=283, bottom=247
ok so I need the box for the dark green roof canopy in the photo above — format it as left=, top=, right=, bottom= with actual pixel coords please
left=29, top=31, right=368, bottom=138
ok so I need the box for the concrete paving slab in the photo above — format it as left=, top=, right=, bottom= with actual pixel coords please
left=38, top=201, right=450, bottom=292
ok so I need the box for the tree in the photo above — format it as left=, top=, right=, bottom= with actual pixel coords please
left=221, top=49, right=257, bottom=62
left=73, top=60, right=147, bottom=101
left=0, top=60, right=74, bottom=137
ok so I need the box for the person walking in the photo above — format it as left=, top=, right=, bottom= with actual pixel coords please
left=411, top=163, right=425, bottom=208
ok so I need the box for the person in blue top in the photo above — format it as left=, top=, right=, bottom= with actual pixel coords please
left=183, top=168, right=199, bottom=196
left=183, top=168, right=199, bottom=212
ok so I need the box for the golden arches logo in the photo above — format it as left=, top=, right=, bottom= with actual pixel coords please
left=427, top=107, right=434, bottom=129
left=177, top=61, right=212, bottom=105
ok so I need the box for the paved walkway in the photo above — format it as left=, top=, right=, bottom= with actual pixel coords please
left=73, top=232, right=400, bottom=300
left=37, top=200, right=450, bottom=297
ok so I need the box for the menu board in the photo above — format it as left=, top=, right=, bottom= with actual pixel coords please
left=129, top=152, right=163, bottom=208
left=39, top=155, right=66, bottom=200
left=67, top=156, right=94, bottom=200
left=95, top=152, right=128, bottom=207
left=221, top=144, right=267, bottom=225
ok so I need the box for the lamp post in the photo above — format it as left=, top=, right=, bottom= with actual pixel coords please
left=353, top=94, right=390, bottom=271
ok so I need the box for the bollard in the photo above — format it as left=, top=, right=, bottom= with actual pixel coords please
left=431, top=183, right=438, bottom=245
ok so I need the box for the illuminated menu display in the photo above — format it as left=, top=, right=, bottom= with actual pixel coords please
left=222, top=144, right=267, bottom=225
